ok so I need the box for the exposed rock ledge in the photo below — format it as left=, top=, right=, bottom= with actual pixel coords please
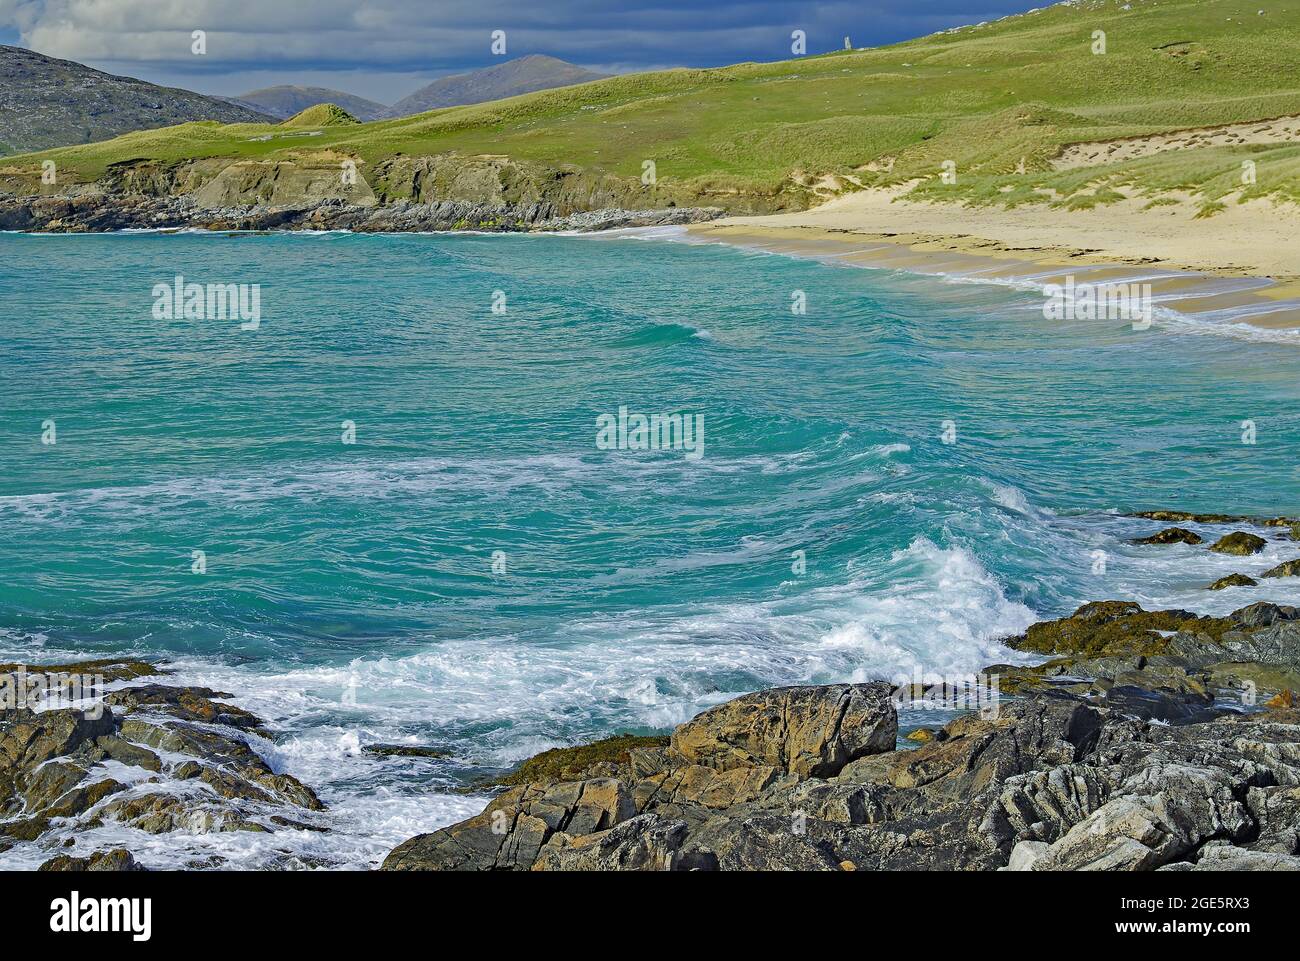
left=382, top=599, right=1300, bottom=872
left=0, top=194, right=722, bottom=234
left=1, top=661, right=324, bottom=869
left=5, top=595, right=1300, bottom=870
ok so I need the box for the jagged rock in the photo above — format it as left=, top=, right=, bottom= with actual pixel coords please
left=681, top=814, right=849, bottom=871
left=1244, top=785, right=1300, bottom=853
left=633, top=763, right=789, bottom=813
left=784, top=779, right=888, bottom=826
left=1217, top=621, right=1300, bottom=668
left=1135, top=527, right=1202, bottom=546
left=38, top=848, right=144, bottom=872
left=0, top=706, right=116, bottom=778
left=105, top=684, right=267, bottom=733
left=989, top=764, right=1115, bottom=847
left=669, top=683, right=896, bottom=778
left=388, top=638, right=1300, bottom=872
left=99, top=792, right=268, bottom=834
left=381, top=777, right=637, bottom=871
left=1230, top=602, right=1300, bottom=629
left=1097, top=684, right=1221, bottom=724
left=1028, top=785, right=1247, bottom=872
left=1209, top=573, right=1258, bottom=590
left=363, top=744, right=451, bottom=759
left=1209, top=532, right=1267, bottom=555
left=1, top=662, right=329, bottom=863
left=992, top=602, right=1300, bottom=707
left=1262, top=558, right=1300, bottom=578
left=1129, top=511, right=1298, bottom=527
left=117, top=717, right=322, bottom=810
left=533, top=814, right=688, bottom=871
left=90, top=734, right=163, bottom=772
left=1006, top=601, right=1211, bottom=657
left=489, top=733, right=668, bottom=786
left=1006, top=840, right=1051, bottom=871
left=1188, top=847, right=1300, bottom=870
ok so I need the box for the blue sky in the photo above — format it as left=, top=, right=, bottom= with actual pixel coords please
left=0, top=1, right=1052, bottom=103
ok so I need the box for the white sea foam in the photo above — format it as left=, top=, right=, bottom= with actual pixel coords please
left=0, top=448, right=837, bottom=523
left=0, top=527, right=1045, bottom=870
left=5, top=492, right=1297, bottom=870
left=632, top=227, right=1300, bottom=346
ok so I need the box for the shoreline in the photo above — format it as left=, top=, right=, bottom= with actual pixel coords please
left=5, top=510, right=1300, bottom=871
left=687, top=190, right=1300, bottom=331
left=8, top=186, right=1299, bottom=332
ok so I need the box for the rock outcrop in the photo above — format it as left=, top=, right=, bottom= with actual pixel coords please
left=382, top=600, right=1300, bottom=872
left=1, top=660, right=324, bottom=866
left=1209, top=532, right=1268, bottom=555
left=0, top=192, right=723, bottom=234
left=669, top=683, right=897, bottom=778
left=7, top=593, right=1300, bottom=872
left=1135, top=527, right=1202, bottom=545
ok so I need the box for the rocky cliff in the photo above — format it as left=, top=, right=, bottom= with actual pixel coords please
left=0, top=149, right=736, bottom=233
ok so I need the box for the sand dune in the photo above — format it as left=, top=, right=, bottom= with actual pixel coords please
left=1053, top=115, right=1300, bottom=170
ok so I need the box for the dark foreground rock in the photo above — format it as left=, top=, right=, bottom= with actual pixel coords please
left=1, top=660, right=324, bottom=866
left=383, top=601, right=1300, bottom=872
left=39, top=848, right=143, bottom=871
left=1134, top=526, right=1201, bottom=545
left=1127, top=511, right=1299, bottom=528
left=1209, top=532, right=1268, bottom=555
left=669, top=683, right=896, bottom=778
left=1210, top=573, right=1258, bottom=590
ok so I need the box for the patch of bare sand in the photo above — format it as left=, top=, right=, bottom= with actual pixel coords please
left=691, top=187, right=1300, bottom=328
left=1052, top=115, right=1300, bottom=170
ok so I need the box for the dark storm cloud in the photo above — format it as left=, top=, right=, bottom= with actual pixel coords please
left=0, top=0, right=1053, bottom=99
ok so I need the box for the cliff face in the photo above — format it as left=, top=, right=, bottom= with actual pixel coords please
left=0, top=148, right=800, bottom=232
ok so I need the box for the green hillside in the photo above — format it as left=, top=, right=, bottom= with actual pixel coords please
left=4, top=0, right=1299, bottom=211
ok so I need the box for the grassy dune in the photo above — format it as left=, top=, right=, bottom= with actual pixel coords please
left=5, top=0, right=1299, bottom=211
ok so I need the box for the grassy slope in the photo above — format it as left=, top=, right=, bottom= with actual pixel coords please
left=5, top=0, right=1299, bottom=209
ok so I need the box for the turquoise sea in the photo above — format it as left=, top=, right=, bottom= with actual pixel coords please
left=2, top=228, right=1299, bottom=867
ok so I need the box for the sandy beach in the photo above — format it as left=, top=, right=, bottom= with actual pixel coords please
left=690, top=187, right=1300, bottom=329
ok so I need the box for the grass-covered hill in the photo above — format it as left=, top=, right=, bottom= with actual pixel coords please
left=4, top=0, right=1298, bottom=214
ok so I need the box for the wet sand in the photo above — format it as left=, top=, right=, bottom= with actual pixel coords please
left=688, top=189, right=1300, bottom=330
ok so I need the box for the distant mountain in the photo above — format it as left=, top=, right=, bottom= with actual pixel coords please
left=0, top=44, right=273, bottom=156
left=226, top=85, right=388, bottom=122
left=383, top=54, right=608, bottom=118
